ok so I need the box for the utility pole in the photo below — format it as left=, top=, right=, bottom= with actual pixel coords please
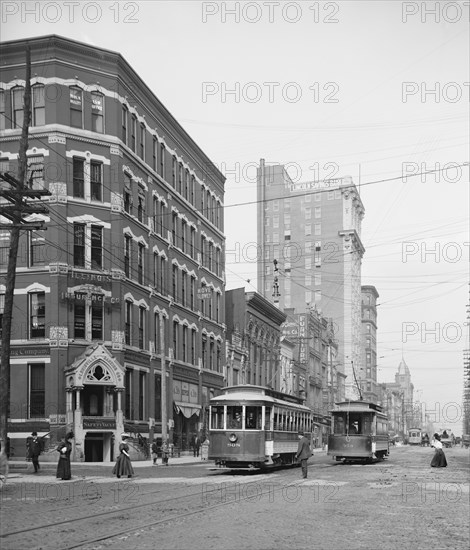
left=0, top=46, right=51, bottom=458
left=160, top=316, right=167, bottom=444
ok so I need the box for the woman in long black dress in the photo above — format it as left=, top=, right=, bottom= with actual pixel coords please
left=56, top=432, right=74, bottom=480
left=113, top=434, right=134, bottom=478
left=430, top=433, right=447, bottom=468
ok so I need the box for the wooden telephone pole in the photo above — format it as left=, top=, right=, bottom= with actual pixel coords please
left=0, top=46, right=51, bottom=458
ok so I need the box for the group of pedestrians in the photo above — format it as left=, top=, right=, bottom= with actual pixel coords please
left=294, top=430, right=448, bottom=479
left=27, top=430, right=74, bottom=480
left=26, top=428, right=447, bottom=482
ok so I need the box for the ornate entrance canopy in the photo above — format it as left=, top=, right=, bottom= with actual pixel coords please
left=65, top=344, right=125, bottom=389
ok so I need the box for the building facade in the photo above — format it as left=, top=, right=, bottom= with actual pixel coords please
left=283, top=307, right=339, bottom=445
left=257, top=160, right=365, bottom=399
left=225, top=288, right=286, bottom=390
left=377, top=358, right=417, bottom=438
left=359, top=285, right=379, bottom=403
left=0, top=35, right=226, bottom=461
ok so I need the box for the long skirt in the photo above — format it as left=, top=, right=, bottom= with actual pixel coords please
left=56, top=457, right=71, bottom=480
left=430, top=448, right=447, bottom=468
left=113, top=454, right=134, bottom=477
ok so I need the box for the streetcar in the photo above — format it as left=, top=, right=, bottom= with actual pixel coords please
left=327, top=400, right=389, bottom=462
left=209, top=385, right=313, bottom=469
left=407, top=427, right=422, bottom=445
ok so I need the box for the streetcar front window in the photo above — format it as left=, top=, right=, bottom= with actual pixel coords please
left=227, top=405, right=242, bottom=429
left=245, top=406, right=261, bottom=429
left=211, top=406, right=224, bottom=430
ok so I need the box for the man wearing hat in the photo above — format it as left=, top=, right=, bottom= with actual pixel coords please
left=295, top=431, right=312, bottom=479
left=27, top=432, right=43, bottom=473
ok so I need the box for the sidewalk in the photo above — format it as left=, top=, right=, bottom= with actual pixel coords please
left=8, top=454, right=205, bottom=470
left=8, top=449, right=327, bottom=471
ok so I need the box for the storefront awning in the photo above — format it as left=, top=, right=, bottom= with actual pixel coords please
left=174, top=402, right=202, bottom=419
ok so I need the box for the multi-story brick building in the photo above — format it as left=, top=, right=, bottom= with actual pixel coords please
left=0, top=35, right=225, bottom=461
left=225, top=288, right=286, bottom=390
left=257, top=159, right=365, bottom=399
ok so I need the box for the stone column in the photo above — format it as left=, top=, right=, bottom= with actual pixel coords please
left=65, top=388, right=74, bottom=425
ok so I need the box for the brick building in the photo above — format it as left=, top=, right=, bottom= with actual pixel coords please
left=0, top=35, right=225, bottom=461
left=225, top=289, right=286, bottom=390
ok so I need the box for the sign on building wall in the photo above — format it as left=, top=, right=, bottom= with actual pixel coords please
left=299, top=314, right=307, bottom=365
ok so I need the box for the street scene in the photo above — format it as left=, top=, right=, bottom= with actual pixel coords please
left=0, top=1, right=469, bottom=549
left=1, top=445, right=469, bottom=549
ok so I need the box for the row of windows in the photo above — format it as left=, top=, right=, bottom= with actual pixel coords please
left=210, top=404, right=313, bottom=433
left=1, top=84, right=222, bottom=229
left=0, top=292, right=222, bottom=371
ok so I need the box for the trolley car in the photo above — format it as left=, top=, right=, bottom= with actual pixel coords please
left=209, top=385, right=313, bottom=469
left=407, top=427, right=422, bottom=445
left=327, top=400, right=389, bottom=462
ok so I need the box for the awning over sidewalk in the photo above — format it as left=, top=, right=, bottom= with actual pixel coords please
left=174, top=402, right=201, bottom=419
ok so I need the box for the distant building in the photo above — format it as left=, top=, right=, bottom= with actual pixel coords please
left=359, top=285, right=379, bottom=403
left=0, top=35, right=225, bottom=461
left=378, top=357, right=416, bottom=437
left=257, top=160, right=365, bottom=399
left=283, top=307, right=339, bottom=445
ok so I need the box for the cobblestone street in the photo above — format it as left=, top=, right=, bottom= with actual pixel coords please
left=1, top=445, right=468, bottom=550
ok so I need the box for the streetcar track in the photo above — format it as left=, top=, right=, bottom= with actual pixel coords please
left=61, top=483, right=294, bottom=550
left=1, top=474, right=286, bottom=540
left=0, top=484, right=206, bottom=538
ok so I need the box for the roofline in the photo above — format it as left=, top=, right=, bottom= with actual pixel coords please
left=0, top=34, right=225, bottom=186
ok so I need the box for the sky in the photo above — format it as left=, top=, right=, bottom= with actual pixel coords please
left=1, top=0, right=469, bottom=433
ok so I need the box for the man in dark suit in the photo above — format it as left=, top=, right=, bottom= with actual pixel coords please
left=295, top=431, right=312, bottom=479
left=27, top=432, right=43, bottom=473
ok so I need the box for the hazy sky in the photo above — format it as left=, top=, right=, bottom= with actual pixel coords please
left=2, top=0, right=468, bottom=432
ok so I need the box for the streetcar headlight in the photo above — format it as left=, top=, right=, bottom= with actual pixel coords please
left=228, top=433, right=238, bottom=442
